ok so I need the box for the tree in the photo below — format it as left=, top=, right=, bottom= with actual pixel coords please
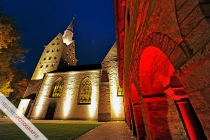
left=0, top=10, right=27, bottom=97
left=9, top=69, right=29, bottom=107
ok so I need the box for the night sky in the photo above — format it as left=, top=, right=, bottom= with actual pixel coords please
left=0, top=0, right=116, bottom=77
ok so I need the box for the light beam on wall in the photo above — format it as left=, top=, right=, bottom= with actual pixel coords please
left=88, top=71, right=99, bottom=118
left=109, top=73, right=120, bottom=117
left=63, top=73, right=77, bottom=118
left=35, top=76, right=53, bottom=117
left=89, top=85, right=97, bottom=117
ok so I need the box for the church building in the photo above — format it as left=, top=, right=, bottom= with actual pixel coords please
left=18, top=19, right=125, bottom=121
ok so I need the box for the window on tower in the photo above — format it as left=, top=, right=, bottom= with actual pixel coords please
left=54, top=56, right=57, bottom=59
left=49, top=57, right=51, bottom=60
left=44, top=57, right=46, bottom=60
left=52, top=49, right=54, bottom=52
left=66, top=52, right=68, bottom=55
left=46, top=50, right=49, bottom=53
left=50, top=78, right=63, bottom=98
left=57, top=48, right=60, bottom=51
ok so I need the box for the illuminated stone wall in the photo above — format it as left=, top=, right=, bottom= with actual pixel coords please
left=31, top=34, right=78, bottom=80
left=31, top=34, right=64, bottom=80
left=101, top=43, right=125, bottom=121
left=30, top=70, right=100, bottom=120
left=29, top=43, right=125, bottom=122
left=23, top=79, right=42, bottom=98
left=115, top=0, right=210, bottom=139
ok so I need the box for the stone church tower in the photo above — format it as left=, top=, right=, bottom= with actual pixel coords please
left=32, top=18, right=78, bottom=80
left=19, top=19, right=78, bottom=116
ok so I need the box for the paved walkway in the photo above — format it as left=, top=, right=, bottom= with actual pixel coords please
left=76, top=121, right=137, bottom=140
left=0, top=118, right=137, bottom=140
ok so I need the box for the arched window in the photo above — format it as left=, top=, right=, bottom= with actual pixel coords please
left=50, top=78, right=64, bottom=98
left=78, top=77, right=92, bottom=104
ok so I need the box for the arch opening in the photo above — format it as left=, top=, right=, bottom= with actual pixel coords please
left=45, top=101, right=56, bottom=120
left=50, top=77, right=64, bottom=98
left=139, top=46, right=205, bottom=139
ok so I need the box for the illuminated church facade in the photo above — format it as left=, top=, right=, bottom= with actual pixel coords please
left=18, top=19, right=125, bottom=121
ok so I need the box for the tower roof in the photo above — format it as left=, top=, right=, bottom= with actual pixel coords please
left=66, top=17, right=75, bottom=32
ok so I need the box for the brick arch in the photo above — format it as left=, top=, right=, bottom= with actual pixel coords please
left=198, top=0, right=210, bottom=24
left=45, top=100, right=57, bottom=120
left=174, top=0, right=210, bottom=62
left=133, top=32, right=187, bottom=74
left=173, top=1, right=210, bottom=93
left=133, top=33, right=192, bottom=139
left=139, top=46, right=175, bottom=95
left=129, top=32, right=188, bottom=97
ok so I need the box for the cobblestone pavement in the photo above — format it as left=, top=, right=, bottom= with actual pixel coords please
left=76, top=121, right=137, bottom=140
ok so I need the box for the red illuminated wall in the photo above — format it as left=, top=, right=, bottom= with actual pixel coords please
left=114, top=0, right=210, bottom=139
left=114, top=0, right=125, bottom=87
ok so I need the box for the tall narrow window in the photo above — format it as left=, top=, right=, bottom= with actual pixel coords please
left=78, top=77, right=92, bottom=104
left=117, top=85, right=123, bottom=96
left=50, top=78, right=64, bottom=98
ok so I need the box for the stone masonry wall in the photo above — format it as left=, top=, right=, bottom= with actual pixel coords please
left=121, top=0, right=210, bottom=138
left=102, top=43, right=125, bottom=121
left=30, top=70, right=100, bottom=120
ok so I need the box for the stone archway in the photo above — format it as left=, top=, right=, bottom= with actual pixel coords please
left=45, top=101, right=56, bottom=120
left=139, top=46, right=207, bottom=139
left=139, top=46, right=188, bottom=139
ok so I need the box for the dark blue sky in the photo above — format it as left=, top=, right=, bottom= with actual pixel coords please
left=0, top=0, right=116, bottom=77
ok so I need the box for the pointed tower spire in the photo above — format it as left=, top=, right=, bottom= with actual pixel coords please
left=67, top=16, right=75, bottom=32
left=63, top=16, right=75, bottom=46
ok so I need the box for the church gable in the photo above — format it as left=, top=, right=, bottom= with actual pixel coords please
left=102, top=42, right=118, bottom=72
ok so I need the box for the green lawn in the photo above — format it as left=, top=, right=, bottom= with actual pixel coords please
left=0, top=123, right=100, bottom=140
